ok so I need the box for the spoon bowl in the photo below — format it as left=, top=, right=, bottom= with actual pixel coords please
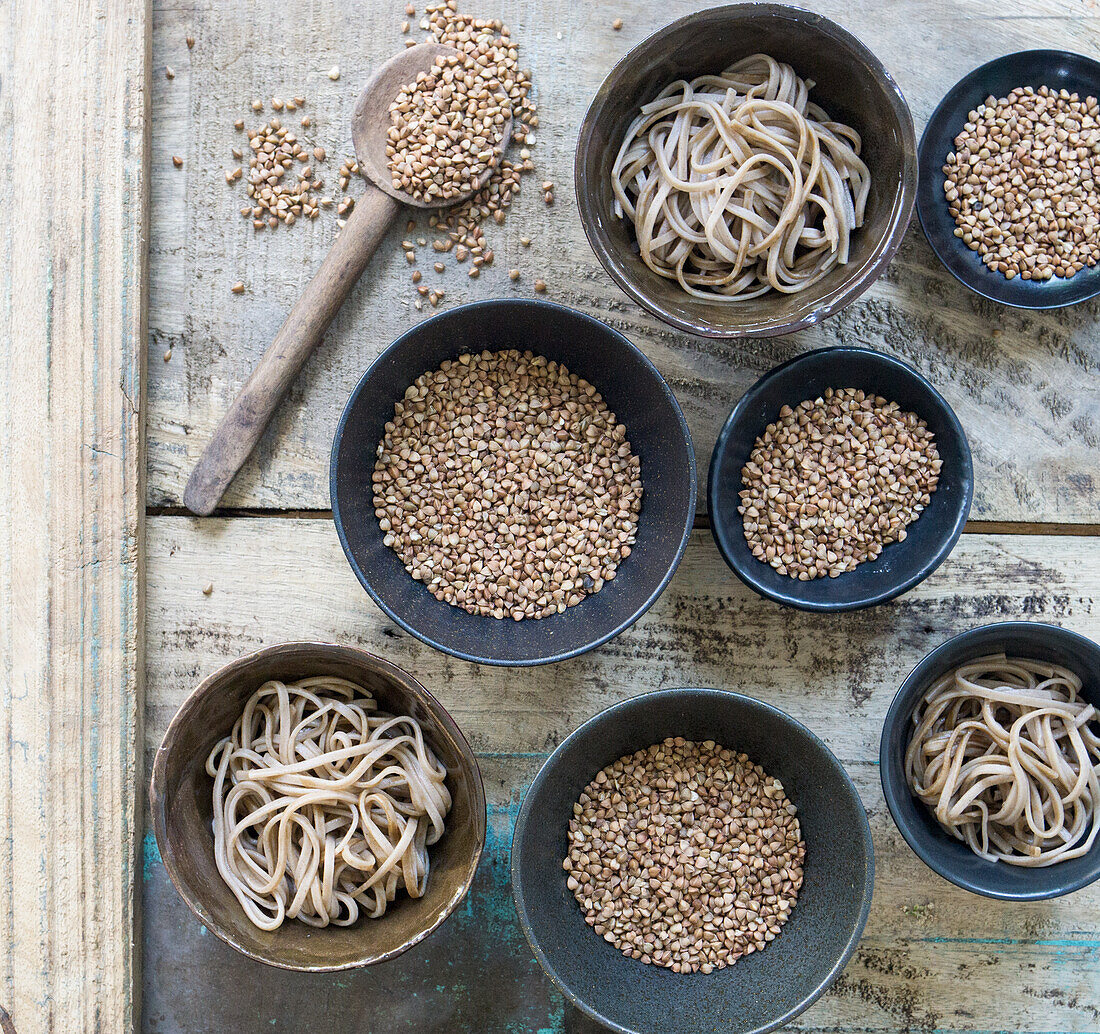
left=353, top=41, right=513, bottom=209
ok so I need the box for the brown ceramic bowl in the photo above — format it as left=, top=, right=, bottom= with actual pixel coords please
left=149, top=642, right=486, bottom=971
left=576, top=4, right=918, bottom=338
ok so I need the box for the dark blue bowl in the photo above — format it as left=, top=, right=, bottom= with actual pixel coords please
left=511, top=688, right=874, bottom=1034
left=917, top=49, right=1100, bottom=309
left=331, top=299, right=696, bottom=667
left=880, top=622, right=1100, bottom=900
left=708, top=346, right=973, bottom=612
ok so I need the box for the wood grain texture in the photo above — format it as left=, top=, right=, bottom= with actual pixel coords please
left=182, top=184, right=401, bottom=515
left=142, top=518, right=1100, bottom=1032
left=0, top=1, right=150, bottom=1032
left=145, top=0, right=1100, bottom=519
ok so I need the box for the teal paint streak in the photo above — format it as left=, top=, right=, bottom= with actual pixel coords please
left=918, top=936, right=1100, bottom=948
left=451, top=797, right=525, bottom=935
left=142, top=830, right=161, bottom=881
left=537, top=994, right=566, bottom=1034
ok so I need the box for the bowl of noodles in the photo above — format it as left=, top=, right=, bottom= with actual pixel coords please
left=575, top=4, right=917, bottom=338
left=880, top=622, right=1100, bottom=900
left=150, top=641, right=486, bottom=970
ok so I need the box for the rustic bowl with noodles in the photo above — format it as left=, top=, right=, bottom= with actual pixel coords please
left=575, top=4, right=917, bottom=338
left=880, top=622, right=1100, bottom=901
left=149, top=641, right=487, bottom=970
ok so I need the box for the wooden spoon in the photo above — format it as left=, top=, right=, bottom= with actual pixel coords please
left=183, top=42, right=511, bottom=516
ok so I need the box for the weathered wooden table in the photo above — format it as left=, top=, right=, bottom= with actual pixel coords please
left=4, top=0, right=1099, bottom=1032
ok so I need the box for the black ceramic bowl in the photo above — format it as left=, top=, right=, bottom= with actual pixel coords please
left=331, top=299, right=696, bottom=666
left=511, top=688, right=874, bottom=1034
left=880, top=622, right=1100, bottom=900
left=708, top=346, right=973, bottom=611
left=917, top=50, right=1100, bottom=309
left=576, top=4, right=917, bottom=338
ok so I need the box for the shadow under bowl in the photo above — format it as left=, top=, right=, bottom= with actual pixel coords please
left=576, top=3, right=917, bottom=338
left=511, top=688, right=874, bottom=1034
left=149, top=641, right=487, bottom=970
left=330, top=299, right=696, bottom=666
left=880, top=622, right=1100, bottom=900
left=708, top=346, right=973, bottom=611
left=917, top=49, right=1100, bottom=309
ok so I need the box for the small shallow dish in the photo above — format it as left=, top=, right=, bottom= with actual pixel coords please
left=512, top=688, right=874, bottom=1034
left=708, top=346, right=973, bottom=612
left=917, top=49, right=1100, bottom=309
left=331, top=299, right=696, bottom=666
left=880, top=622, right=1100, bottom=901
left=576, top=3, right=917, bottom=338
left=150, top=641, right=486, bottom=971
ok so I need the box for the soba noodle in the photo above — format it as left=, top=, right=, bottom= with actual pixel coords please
left=206, top=676, right=451, bottom=930
left=611, top=54, right=871, bottom=300
left=904, top=654, right=1100, bottom=866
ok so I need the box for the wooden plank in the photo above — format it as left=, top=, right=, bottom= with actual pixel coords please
left=140, top=758, right=1100, bottom=1034
left=145, top=0, right=1100, bottom=521
left=145, top=520, right=1100, bottom=760
left=142, top=518, right=1100, bottom=1032
left=0, top=2, right=150, bottom=1032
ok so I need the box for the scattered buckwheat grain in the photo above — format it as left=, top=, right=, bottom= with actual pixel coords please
left=235, top=116, right=328, bottom=229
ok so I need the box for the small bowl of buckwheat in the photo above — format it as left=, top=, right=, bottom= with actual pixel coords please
left=708, top=346, right=973, bottom=612
left=511, top=687, right=874, bottom=1034
left=917, top=49, right=1100, bottom=309
left=331, top=298, right=697, bottom=666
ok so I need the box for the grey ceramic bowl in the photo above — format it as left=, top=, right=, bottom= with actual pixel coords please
left=709, top=346, right=973, bottom=611
left=511, top=688, right=874, bottom=1034
left=331, top=299, right=696, bottom=666
left=917, top=50, right=1100, bottom=309
left=150, top=642, right=486, bottom=970
left=880, top=622, right=1100, bottom=901
left=576, top=4, right=917, bottom=338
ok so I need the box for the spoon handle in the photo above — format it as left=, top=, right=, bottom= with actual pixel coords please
left=183, top=183, right=402, bottom=516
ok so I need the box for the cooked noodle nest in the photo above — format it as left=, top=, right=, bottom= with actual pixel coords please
left=611, top=53, right=871, bottom=300
left=206, top=676, right=451, bottom=931
left=905, top=654, right=1100, bottom=866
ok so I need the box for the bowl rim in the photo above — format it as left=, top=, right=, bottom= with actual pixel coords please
left=707, top=345, right=974, bottom=611
left=329, top=297, right=698, bottom=667
left=915, top=48, right=1100, bottom=311
left=574, top=2, right=918, bottom=339
left=149, top=640, right=488, bottom=971
left=510, top=686, right=876, bottom=1034
left=878, top=621, right=1100, bottom=901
